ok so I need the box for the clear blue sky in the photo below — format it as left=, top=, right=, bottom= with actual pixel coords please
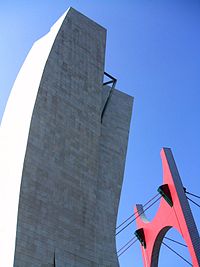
left=0, top=1, right=200, bottom=266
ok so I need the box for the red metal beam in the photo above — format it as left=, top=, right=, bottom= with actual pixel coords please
left=135, top=148, right=200, bottom=267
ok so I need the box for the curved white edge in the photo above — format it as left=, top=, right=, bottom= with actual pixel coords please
left=0, top=9, right=69, bottom=266
left=136, top=204, right=150, bottom=223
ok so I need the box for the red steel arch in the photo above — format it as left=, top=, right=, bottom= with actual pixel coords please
left=135, top=148, right=200, bottom=267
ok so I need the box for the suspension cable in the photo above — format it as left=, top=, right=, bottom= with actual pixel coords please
left=117, top=236, right=137, bottom=254
left=187, top=197, right=200, bottom=208
left=116, top=196, right=161, bottom=236
left=164, top=236, right=187, bottom=247
left=116, top=193, right=160, bottom=230
left=118, top=239, right=138, bottom=257
left=185, top=191, right=200, bottom=199
left=162, top=242, right=193, bottom=266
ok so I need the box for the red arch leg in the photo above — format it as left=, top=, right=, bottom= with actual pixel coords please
left=135, top=148, right=200, bottom=267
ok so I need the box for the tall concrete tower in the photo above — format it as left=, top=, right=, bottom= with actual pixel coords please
left=0, top=8, right=133, bottom=266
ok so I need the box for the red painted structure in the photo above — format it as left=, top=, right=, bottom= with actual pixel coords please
left=135, top=148, right=200, bottom=267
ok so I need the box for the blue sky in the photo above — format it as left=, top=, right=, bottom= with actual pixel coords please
left=0, top=1, right=200, bottom=266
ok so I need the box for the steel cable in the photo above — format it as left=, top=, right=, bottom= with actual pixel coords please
left=187, top=196, right=200, bottom=208
left=118, top=239, right=138, bottom=257
left=164, top=236, right=187, bottom=247
left=117, top=236, right=137, bottom=254
left=162, top=241, right=193, bottom=266
left=116, top=196, right=161, bottom=236
left=116, top=193, right=160, bottom=230
left=185, top=191, right=200, bottom=199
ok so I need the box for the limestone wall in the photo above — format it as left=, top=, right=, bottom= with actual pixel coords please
left=0, top=8, right=133, bottom=267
